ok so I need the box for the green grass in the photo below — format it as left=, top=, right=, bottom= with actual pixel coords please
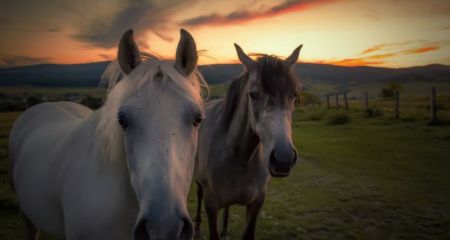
left=1, top=86, right=450, bottom=239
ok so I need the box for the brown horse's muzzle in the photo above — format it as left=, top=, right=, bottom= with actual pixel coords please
left=268, top=147, right=298, bottom=177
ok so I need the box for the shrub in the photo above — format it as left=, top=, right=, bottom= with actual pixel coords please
left=27, top=95, right=45, bottom=107
left=0, top=101, right=27, bottom=112
left=309, top=112, right=323, bottom=121
left=327, top=112, right=350, bottom=125
left=297, top=92, right=321, bottom=106
left=379, top=82, right=404, bottom=99
left=401, top=116, right=418, bottom=122
left=379, top=88, right=394, bottom=98
left=365, top=106, right=384, bottom=118
left=81, top=95, right=103, bottom=109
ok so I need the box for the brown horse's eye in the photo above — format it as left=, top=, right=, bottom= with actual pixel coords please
left=249, top=91, right=258, bottom=101
left=155, top=70, right=163, bottom=80
left=193, top=113, right=204, bottom=128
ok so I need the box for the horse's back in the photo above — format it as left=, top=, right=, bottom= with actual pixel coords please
left=11, top=101, right=91, bottom=153
left=9, top=101, right=92, bottom=236
left=11, top=101, right=90, bottom=140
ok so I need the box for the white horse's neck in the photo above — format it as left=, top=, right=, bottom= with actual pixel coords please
left=82, top=107, right=126, bottom=167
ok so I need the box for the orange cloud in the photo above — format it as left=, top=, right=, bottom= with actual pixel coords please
left=317, top=52, right=398, bottom=66
left=361, top=45, right=384, bottom=54
left=317, top=58, right=384, bottom=67
left=401, top=46, right=440, bottom=54
left=360, top=41, right=419, bottom=55
left=181, top=0, right=336, bottom=27
left=367, top=53, right=397, bottom=59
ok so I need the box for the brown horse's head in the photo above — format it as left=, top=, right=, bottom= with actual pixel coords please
left=233, top=44, right=302, bottom=177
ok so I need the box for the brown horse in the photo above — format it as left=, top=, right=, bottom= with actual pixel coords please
left=194, top=43, right=302, bottom=240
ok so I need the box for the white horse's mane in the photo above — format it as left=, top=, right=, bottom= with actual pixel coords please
left=94, top=55, right=208, bottom=163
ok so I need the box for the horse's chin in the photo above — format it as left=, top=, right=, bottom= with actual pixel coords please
left=269, top=167, right=290, bottom=178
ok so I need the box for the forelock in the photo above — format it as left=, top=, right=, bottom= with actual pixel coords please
left=254, top=55, right=299, bottom=97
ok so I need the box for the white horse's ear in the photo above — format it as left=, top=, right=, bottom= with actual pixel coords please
left=284, top=44, right=302, bottom=69
left=118, top=29, right=142, bottom=75
left=234, top=44, right=256, bottom=70
left=175, top=29, right=198, bottom=76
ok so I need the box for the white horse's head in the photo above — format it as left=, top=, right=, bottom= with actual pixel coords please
left=101, top=29, right=205, bottom=239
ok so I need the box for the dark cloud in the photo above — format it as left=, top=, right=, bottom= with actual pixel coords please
left=0, top=53, right=51, bottom=67
left=387, top=0, right=450, bottom=17
left=72, top=0, right=192, bottom=49
left=181, top=0, right=335, bottom=28
left=0, top=17, right=10, bottom=25
left=47, top=27, right=61, bottom=32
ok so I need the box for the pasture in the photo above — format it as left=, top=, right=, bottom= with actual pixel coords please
left=0, top=86, right=450, bottom=239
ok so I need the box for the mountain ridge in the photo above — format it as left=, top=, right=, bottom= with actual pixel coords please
left=0, top=62, right=449, bottom=88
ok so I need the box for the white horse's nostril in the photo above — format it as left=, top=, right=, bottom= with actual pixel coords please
left=291, top=149, right=298, bottom=166
left=178, top=217, right=194, bottom=240
left=133, top=219, right=149, bottom=240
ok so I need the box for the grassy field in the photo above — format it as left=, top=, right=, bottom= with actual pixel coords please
left=1, top=86, right=450, bottom=239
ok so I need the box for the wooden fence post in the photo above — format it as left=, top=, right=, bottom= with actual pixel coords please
left=344, top=92, right=348, bottom=111
left=394, top=90, right=399, bottom=119
left=299, top=91, right=304, bottom=107
left=431, top=86, right=437, bottom=123
left=335, top=94, right=339, bottom=109
left=364, top=91, right=369, bottom=110
left=326, top=95, right=330, bottom=109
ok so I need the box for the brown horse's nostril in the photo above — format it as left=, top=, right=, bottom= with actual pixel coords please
left=269, top=150, right=293, bottom=177
left=270, top=150, right=276, bottom=164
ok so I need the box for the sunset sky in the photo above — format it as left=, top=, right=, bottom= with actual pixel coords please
left=0, top=0, right=449, bottom=68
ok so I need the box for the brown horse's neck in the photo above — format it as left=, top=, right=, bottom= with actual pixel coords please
left=224, top=93, right=260, bottom=165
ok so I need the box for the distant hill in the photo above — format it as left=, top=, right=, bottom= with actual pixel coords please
left=1, top=61, right=449, bottom=92
left=0, top=62, right=110, bottom=87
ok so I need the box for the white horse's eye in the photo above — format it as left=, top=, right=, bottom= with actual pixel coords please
left=193, top=113, right=204, bottom=128
left=118, top=112, right=128, bottom=130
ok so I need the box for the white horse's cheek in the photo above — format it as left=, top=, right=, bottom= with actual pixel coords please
left=129, top=172, right=141, bottom=200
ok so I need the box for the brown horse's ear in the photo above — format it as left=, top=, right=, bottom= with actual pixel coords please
left=175, top=29, right=198, bottom=76
left=118, top=29, right=142, bottom=75
left=234, top=44, right=256, bottom=70
left=284, top=44, right=303, bottom=69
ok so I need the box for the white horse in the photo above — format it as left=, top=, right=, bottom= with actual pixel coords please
left=9, top=29, right=207, bottom=240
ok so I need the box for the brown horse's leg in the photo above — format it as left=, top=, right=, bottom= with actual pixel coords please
left=21, top=211, right=39, bottom=240
left=220, top=206, right=229, bottom=239
left=194, top=182, right=204, bottom=240
left=242, top=194, right=265, bottom=240
left=205, top=198, right=220, bottom=240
